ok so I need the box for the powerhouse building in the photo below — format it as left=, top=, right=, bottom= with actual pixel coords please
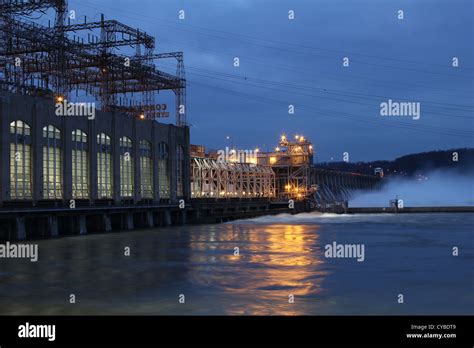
left=0, top=91, right=190, bottom=207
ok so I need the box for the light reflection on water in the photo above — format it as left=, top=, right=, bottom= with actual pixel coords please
left=187, top=224, right=327, bottom=315
left=0, top=213, right=472, bottom=315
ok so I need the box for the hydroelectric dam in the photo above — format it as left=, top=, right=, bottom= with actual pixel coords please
left=0, top=0, right=381, bottom=241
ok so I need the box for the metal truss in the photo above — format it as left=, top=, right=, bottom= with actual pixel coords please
left=0, top=0, right=187, bottom=126
left=310, top=169, right=380, bottom=207
left=191, top=157, right=275, bottom=199
left=0, top=0, right=67, bottom=15
left=258, top=135, right=381, bottom=203
left=259, top=135, right=314, bottom=200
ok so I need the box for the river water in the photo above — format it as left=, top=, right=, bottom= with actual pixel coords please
left=0, top=213, right=472, bottom=315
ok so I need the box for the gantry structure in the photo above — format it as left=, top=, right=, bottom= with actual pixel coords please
left=258, top=135, right=381, bottom=205
left=190, top=157, right=275, bottom=199
left=258, top=134, right=314, bottom=200
left=0, top=0, right=186, bottom=125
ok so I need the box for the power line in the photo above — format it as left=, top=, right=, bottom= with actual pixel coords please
left=77, top=0, right=474, bottom=74
left=186, top=80, right=474, bottom=138
left=159, top=40, right=474, bottom=99
left=72, top=0, right=474, bottom=98
left=68, top=0, right=474, bottom=138
left=158, top=61, right=474, bottom=118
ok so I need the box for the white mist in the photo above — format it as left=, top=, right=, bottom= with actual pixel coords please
left=350, top=170, right=474, bottom=207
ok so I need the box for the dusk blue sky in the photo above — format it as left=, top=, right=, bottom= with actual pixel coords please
left=64, top=0, right=474, bottom=161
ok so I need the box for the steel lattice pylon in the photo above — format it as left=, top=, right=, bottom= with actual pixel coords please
left=0, top=0, right=187, bottom=126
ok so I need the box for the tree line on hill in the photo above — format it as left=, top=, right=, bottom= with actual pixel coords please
left=315, top=148, right=474, bottom=177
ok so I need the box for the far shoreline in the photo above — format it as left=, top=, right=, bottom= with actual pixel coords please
left=345, top=206, right=474, bottom=214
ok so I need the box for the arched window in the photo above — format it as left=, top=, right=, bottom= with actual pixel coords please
left=97, top=133, right=112, bottom=198
left=43, top=125, right=62, bottom=199
left=72, top=129, right=89, bottom=198
left=119, top=136, right=133, bottom=197
left=139, top=140, right=153, bottom=199
left=176, top=145, right=184, bottom=197
left=158, top=142, right=169, bottom=199
left=9, top=120, right=32, bottom=199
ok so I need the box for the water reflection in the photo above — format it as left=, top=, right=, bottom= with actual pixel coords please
left=1, top=213, right=471, bottom=315
left=0, top=223, right=328, bottom=315
left=188, top=224, right=328, bottom=315
left=0, top=231, right=191, bottom=315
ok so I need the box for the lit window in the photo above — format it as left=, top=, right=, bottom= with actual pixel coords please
left=158, top=142, right=170, bottom=199
left=43, top=125, right=62, bottom=199
left=72, top=129, right=89, bottom=199
left=120, top=136, right=134, bottom=197
left=97, top=133, right=113, bottom=198
left=9, top=120, right=32, bottom=199
left=139, top=140, right=153, bottom=199
left=176, top=145, right=185, bottom=197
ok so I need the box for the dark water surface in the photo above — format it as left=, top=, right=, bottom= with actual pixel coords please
left=0, top=213, right=472, bottom=315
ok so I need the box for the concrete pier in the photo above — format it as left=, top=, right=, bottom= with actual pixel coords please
left=78, top=215, right=87, bottom=235
left=0, top=200, right=300, bottom=241
left=125, top=213, right=134, bottom=230
left=163, top=210, right=172, bottom=226
left=146, top=212, right=154, bottom=227
left=47, top=216, right=58, bottom=237
left=180, top=210, right=186, bottom=225
left=102, top=214, right=112, bottom=232
left=15, top=217, right=26, bottom=240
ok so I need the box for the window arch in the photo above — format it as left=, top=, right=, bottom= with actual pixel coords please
left=97, top=132, right=113, bottom=198
left=9, top=120, right=32, bottom=199
left=176, top=145, right=185, bottom=197
left=42, top=125, right=62, bottom=199
left=10, top=120, right=31, bottom=136
left=158, top=142, right=169, bottom=199
left=72, top=129, right=89, bottom=198
left=139, top=140, right=153, bottom=199
left=119, top=136, right=134, bottom=197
